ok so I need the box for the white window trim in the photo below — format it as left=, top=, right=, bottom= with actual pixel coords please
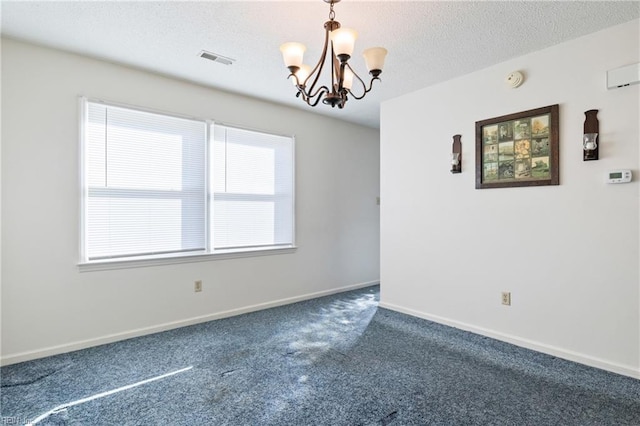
left=77, top=96, right=297, bottom=271
left=78, top=246, right=297, bottom=272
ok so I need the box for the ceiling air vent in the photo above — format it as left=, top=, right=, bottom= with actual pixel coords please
left=199, top=50, right=234, bottom=65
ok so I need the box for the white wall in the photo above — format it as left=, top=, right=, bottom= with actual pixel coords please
left=0, top=38, right=380, bottom=364
left=380, top=20, right=639, bottom=378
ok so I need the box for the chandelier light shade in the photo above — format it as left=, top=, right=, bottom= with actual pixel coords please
left=279, top=0, right=387, bottom=109
left=331, top=28, right=357, bottom=58
left=363, top=47, right=387, bottom=75
left=280, top=42, right=306, bottom=69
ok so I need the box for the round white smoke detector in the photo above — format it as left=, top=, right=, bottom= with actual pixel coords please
left=506, top=71, right=525, bottom=88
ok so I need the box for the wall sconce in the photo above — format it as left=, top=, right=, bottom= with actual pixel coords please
left=583, top=109, right=599, bottom=161
left=451, top=134, right=462, bottom=173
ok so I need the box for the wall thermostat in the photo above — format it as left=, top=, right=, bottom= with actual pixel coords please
left=606, top=169, right=632, bottom=184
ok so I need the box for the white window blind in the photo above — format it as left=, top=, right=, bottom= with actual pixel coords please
left=212, top=125, right=294, bottom=250
left=84, top=101, right=206, bottom=261
left=81, top=99, right=295, bottom=265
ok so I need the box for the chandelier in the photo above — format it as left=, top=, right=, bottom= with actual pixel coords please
left=279, top=0, right=387, bottom=109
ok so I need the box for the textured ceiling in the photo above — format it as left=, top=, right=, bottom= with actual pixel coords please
left=2, top=1, right=639, bottom=128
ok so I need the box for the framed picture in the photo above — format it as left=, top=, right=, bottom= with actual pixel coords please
left=475, top=104, right=559, bottom=189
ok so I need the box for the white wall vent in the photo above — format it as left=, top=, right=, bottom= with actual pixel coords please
left=607, top=63, right=639, bottom=89
left=199, top=50, right=235, bottom=65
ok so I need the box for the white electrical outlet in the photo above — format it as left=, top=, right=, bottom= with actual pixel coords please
left=501, top=292, right=511, bottom=306
left=194, top=280, right=202, bottom=292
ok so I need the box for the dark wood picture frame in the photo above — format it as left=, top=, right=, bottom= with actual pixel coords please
left=475, top=104, right=559, bottom=189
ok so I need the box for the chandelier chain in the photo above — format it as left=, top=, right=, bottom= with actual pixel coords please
left=329, top=2, right=335, bottom=20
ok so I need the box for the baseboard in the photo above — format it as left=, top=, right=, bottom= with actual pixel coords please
left=379, top=301, right=640, bottom=380
left=1, top=280, right=379, bottom=366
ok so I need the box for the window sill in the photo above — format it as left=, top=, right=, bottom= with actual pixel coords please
left=78, top=246, right=298, bottom=272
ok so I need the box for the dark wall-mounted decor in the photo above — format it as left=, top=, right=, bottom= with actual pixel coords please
left=451, top=134, right=462, bottom=173
left=475, top=104, right=559, bottom=189
left=583, top=109, right=599, bottom=161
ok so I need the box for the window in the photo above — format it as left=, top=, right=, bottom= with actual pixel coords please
left=212, top=125, right=294, bottom=250
left=81, top=99, right=295, bottom=265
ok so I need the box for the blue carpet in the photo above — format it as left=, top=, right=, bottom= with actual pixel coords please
left=1, top=285, right=639, bottom=425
